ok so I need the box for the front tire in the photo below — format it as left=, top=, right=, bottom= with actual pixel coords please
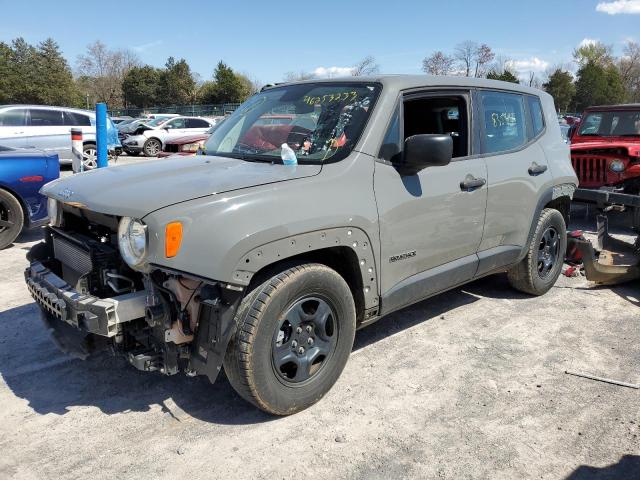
left=143, top=138, right=161, bottom=157
left=507, top=208, right=566, bottom=295
left=0, top=189, right=24, bottom=249
left=224, top=263, right=356, bottom=415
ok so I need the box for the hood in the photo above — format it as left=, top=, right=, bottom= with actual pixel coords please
left=165, top=134, right=209, bottom=145
left=42, top=155, right=321, bottom=218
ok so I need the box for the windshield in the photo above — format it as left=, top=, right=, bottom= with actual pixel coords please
left=203, top=82, right=381, bottom=163
left=578, top=110, right=640, bottom=136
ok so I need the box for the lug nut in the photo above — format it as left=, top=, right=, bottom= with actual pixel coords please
left=292, top=340, right=298, bottom=348
left=298, top=347, right=305, bottom=354
left=307, top=338, right=314, bottom=345
left=306, top=325, right=312, bottom=333
left=296, top=327, right=302, bottom=334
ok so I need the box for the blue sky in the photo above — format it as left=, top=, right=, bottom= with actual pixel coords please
left=1, top=0, right=639, bottom=83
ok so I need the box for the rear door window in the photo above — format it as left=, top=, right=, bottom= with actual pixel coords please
left=0, top=109, right=27, bottom=126
left=29, top=109, right=64, bottom=126
left=165, top=118, right=186, bottom=129
left=480, top=91, right=527, bottom=154
left=63, top=111, right=91, bottom=126
left=186, top=118, right=210, bottom=128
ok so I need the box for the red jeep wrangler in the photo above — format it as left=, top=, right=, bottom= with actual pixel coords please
left=571, top=104, right=640, bottom=193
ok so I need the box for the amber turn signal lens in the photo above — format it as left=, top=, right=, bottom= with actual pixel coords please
left=165, top=222, right=183, bottom=258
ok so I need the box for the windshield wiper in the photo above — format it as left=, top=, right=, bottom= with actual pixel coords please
left=619, top=133, right=640, bottom=137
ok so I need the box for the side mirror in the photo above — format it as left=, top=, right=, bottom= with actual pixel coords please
left=398, top=134, right=453, bottom=174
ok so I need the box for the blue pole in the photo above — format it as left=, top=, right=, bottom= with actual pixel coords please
left=96, top=103, right=108, bottom=168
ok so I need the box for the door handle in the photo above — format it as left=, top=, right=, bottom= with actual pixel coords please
left=460, top=175, right=486, bottom=191
left=528, top=162, right=548, bottom=176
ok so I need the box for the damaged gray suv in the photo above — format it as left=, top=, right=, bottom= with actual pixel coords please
left=25, top=76, right=578, bottom=415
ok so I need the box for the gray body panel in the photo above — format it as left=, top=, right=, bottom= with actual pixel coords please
left=40, top=75, right=578, bottom=318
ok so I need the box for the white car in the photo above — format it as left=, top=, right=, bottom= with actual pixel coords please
left=0, top=105, right=118, bottom=167
left=122, top=116, right=215, bottom=157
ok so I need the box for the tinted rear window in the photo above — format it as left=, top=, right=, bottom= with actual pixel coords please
left=29, top=109, right=63, bottom=126
left=64, top=111, right=91, bottom=126
left=480, top=91, right=527, bottom=154
left=0, top=109, right=27, bottom=126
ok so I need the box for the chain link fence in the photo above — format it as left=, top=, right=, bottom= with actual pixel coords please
left=110, top=103, right=241, bottom=118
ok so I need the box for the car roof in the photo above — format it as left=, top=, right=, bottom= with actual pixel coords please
left=0, top=104, right=95, bottom=116
left=267, top=74, right=545, bottom=96
left=584, top=104, right=640, bottom=112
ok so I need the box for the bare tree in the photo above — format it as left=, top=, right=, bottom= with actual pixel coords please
left=283, top=71, right=316, bottom=82
left=619, top=40, right=640, bottom=102
left=474, top=44, right=495, bottom=77
left=352, top=55, right=379, bottom=76
left=453, top=41, right=494, bottom=77
left=76, top=41, right=140, bottom=107
left=422, top=51, right=455, bottom=75
left=528, top=71, right=542, bottom=89
left=454, top=41, right=476, bottom=77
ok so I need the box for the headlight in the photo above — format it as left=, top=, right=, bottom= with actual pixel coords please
left=609, top=159, right=625, bottom=173
left=118, top=217, right=148, bottom=270
left=181, top=141, right=205, bottom=153
left=48, top=198, right=62, bottom=227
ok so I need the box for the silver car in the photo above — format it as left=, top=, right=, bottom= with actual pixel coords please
left=122, top=116, right=214, bottom=157
left=0, top=105, right=117, bottom=168
left=26, top=76, right=577, bottom=415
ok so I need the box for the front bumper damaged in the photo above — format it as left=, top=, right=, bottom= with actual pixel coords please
left=25, top=261, right=146, bottom=337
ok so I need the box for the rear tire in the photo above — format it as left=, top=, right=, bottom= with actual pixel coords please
left=224, top=263, right=356, bottom=415
left=0, top=189, right=24, bottom=249
left=507, top=208, right=566, bottom=296
left=82, top=143, right=97, bottom=170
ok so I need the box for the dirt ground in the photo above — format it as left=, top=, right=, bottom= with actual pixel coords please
left=0, top=201, right=638, bottom=480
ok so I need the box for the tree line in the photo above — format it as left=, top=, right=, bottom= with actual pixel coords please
left=422, top=40, right=640, bottom=112
left=2, top=36, right=640, bottom=113
left=0, top=38, right=259, bottom=109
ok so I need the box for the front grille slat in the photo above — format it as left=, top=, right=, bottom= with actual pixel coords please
left=53, top=236, right=93, bottom=276
left=571, top=155, right=612, bottom=186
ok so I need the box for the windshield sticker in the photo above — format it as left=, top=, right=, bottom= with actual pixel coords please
left=303, top=91, right=359, bottom=105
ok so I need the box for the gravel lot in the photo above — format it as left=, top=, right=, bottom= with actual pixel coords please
left=0, top=163, right=638, bottom=479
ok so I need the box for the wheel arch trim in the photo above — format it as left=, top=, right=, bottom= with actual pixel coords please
left=231, top=227, right=379, bottom=310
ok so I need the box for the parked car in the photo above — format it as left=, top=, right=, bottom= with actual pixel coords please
left=560, top=124, right=571, bottom=144
left=0, top=145, right=59, bottom=249
left=110, top=116, right=134, bottom=125
left=157, top=118, right=225, bottom=157
left=570, top=104, right=640, bottom=191
left=122, top=116, right=215, bottom=157
left=142, top=113, right=180, bottom=120
left=26, top=76, right=576, bottom=415
left=0, top=105, right=120, bottom=169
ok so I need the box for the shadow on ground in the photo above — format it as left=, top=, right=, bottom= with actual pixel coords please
left=0, top=274, right=527, bottom=424
left=565, top=455, right=640, bottom=480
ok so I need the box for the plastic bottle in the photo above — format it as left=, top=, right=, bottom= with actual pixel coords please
left=281, top=143, right=298, bottom=165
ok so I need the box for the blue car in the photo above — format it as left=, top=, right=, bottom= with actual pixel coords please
left=0, top=146, right=59, bottom=249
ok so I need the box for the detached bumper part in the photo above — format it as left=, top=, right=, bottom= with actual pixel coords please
left=25, top=261, right=146, bottom=337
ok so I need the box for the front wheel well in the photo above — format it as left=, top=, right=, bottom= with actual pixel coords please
left=246, top=246, right=366, bottom=324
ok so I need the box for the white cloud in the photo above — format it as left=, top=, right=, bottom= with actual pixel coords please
left=312, top=66, right=354, bottom=78
left=579, top=38, right=599, bottom=48
left=596, top=0, right=640, bottom=14
left=132, top=40, right=163, bottom=53
left=506, top=57, right=550, bottom=73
